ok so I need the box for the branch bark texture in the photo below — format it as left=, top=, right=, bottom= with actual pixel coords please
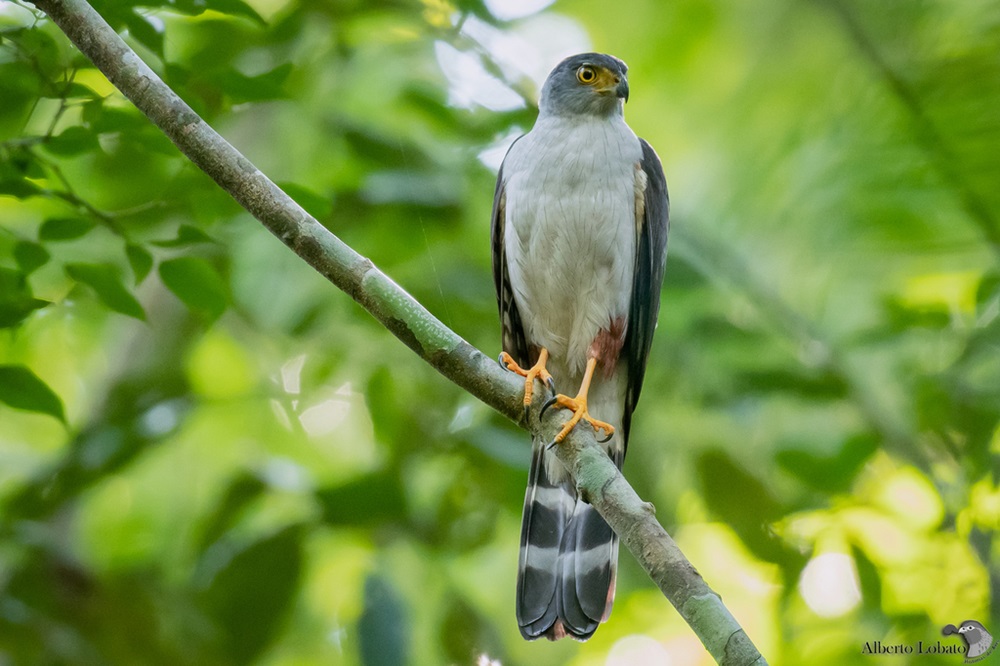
left=29, top=1, right=767, bottom=663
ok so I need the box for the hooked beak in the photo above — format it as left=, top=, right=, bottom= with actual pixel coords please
left=616, top=76, right=629, bottom=103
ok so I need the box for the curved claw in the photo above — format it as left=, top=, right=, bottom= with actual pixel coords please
left=545, top=438, right=558, bottom=451
left=597, top=429, right=614, bottom=444
left=545, top=376, right=556, bottom=394
left=523, top=404, right=530, bottom=423
left=540, top=395, right=560, bottom=419
left=497, top=353, right=507, bottom=369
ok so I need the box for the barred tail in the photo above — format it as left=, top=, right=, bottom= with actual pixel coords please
left=516, top=438, right=620, bottom=641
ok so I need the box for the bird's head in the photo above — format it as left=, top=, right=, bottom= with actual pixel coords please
left=539, top=53, right=630, bottom=118
left=960, top=620, right=986, bottom=633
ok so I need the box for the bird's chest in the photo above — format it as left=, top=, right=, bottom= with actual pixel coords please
left=502, top=119, right=640, bottom=363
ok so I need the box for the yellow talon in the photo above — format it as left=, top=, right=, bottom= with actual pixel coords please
left=541, top=357, right=615, bottom=446
left=500, top=348, right=555, bottom=416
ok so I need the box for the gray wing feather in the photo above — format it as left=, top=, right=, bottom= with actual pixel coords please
left=621, top=139, right=670, bottom=447
left=491, top=141, right=531, bottom=367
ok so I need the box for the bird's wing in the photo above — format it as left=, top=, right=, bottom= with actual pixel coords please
left=621, top=138, right=670, bottom=447
left=491, top=144, right=531, bottom=367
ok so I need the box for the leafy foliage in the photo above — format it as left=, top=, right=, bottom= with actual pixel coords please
left=1, top=0, right=999, bottom=664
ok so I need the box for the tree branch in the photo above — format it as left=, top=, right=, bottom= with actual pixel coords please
left=28, top=1, right=766, bottom=663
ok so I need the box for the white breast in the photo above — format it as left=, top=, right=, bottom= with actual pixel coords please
left=502, top=114, right=642, bottom=377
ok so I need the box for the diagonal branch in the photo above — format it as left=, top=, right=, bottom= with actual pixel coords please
left=27, top=0, right=767, bottom=663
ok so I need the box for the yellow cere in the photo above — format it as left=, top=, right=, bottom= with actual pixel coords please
left=577, top=65, right=618, bottom=91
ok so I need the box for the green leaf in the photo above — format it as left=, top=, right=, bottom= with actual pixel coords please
left=776, top=433, right=878, bottom=493
left=215, top=63, right=293, bottom=104
left=697, top=450, right=784, bottom=561
left=13, top=241, right=50, bottom=274
left=194, top=472, right=267, bottom=553
left=359, top=575, right=410, bottom=666
left=65, top=262, right=146, bottom=320
left=87, top=105, right=148, bottom=134
left=171, top=0, right=265, bottom=24
left=316, top=470, right=407, bottom=527
left=439, top=595, right=502, bottom=664
left=279, top=182, right=332, bottom=220
left=124, top=12, right=164, bottom=58
left=0, top=365, right=66, bottom=423
left=733, top=367, right=849, bottom=400
left=198, top=525, right=303, bottom=663
left=125, top=243, right=153, bottom=283
left=207, top=0, right=266, bottom=24
left=40, top=82, right=98, bottom=100
left=151, top=224, right=215, bottom=247
left=0, top=178, right=40, bottom=199
left=39, top=217, right=95, bottom=241
left=159, top=257, right=228, bottom=318
left=14, top=29, right=60, bottom=78
left=0, top=267, right=48, bottom=328
left=43, top=126, right=100, bottom=157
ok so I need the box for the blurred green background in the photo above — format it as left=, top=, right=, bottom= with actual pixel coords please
left=1, top=0, right=999, bottom=663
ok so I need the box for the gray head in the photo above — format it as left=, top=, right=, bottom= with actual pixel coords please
left=538, top=53, right=629, bottom=118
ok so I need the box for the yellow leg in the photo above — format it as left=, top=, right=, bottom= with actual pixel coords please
left=544, top=357, right=615, bottom=446
left=499, top=348, right=555, bottom=418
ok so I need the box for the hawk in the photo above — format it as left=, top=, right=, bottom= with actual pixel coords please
left=490, top=53, right=670, bottom=641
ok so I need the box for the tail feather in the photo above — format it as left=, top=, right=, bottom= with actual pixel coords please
left=517, top=439, right=620, bottom=641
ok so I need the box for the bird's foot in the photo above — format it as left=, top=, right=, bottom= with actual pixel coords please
left=541, top=392, right=614, bottom=449
left=498, top=349, right=555, bottom=421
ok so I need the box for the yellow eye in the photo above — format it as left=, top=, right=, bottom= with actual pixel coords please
left=576, top=66, right=597, bottom=84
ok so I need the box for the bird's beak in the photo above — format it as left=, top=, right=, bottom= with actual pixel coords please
left=616, top=77, right=629, bottom=103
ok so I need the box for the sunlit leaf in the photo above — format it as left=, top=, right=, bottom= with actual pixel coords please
left=66, top=262, right=146, bottom=320
left=0, top=364, right=66, bottom=423
left=158, top=256, right=228, bottom=318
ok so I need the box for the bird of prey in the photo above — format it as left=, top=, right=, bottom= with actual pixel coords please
left=490, top=52, right=669, bottom=641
